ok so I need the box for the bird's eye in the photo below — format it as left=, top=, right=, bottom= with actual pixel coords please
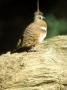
left=35, top=15, right=44, bottom=20
left=39, top=16, right=42, bottom=19
left=39, top=16, right=43, bottom=19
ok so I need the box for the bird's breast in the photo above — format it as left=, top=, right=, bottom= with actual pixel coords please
left=40, top=26, right=47, bottom=32
left=38, top=32, right=47, bottom=43
left=38, top=26, right=47, bottom=43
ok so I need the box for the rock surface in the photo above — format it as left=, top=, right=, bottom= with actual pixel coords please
left=0, top=35, right=67, bottom=90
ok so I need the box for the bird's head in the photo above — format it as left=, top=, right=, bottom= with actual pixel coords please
left=34, top=11, right=45, bottom=21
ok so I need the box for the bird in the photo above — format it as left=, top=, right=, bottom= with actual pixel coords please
left=14, top=0, right=47, bottom=52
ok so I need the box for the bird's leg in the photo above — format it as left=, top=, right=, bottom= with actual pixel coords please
left=28, top=46, right=37, bottom=52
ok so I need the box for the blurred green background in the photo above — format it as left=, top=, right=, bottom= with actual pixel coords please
left=47, top=15, right=67, bottom=38
left=0, top=0, right=67, bottom=52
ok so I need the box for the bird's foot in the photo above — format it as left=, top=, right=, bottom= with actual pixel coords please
left=27, top=46, right=37, bottom=52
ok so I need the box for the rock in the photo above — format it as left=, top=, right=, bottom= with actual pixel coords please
left=0, top=35, right=67, bottom=90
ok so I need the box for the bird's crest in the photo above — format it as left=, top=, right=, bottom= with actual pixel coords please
left=34, top=0, right=43, bottom=16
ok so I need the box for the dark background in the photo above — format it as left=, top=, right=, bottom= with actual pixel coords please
left=0, top=0, right=67, bottom=52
